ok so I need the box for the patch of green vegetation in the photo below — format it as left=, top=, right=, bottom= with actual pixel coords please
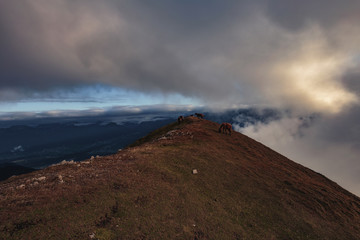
left=127, top=121, right=179, bottom=148
left=95, top=228, right=116, bottom=240
left=127, top=118, right=194, bottom=148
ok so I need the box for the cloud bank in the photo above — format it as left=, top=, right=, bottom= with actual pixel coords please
left=233, top=108, right=360, bottom=196
left=1, top=0, right=359, bottom=112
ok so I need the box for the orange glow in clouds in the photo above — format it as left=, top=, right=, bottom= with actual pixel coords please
left=281, top=55, right=358, bottom=113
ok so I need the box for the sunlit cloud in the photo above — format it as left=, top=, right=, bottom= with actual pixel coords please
left=276, top=51, right=358, bottom=113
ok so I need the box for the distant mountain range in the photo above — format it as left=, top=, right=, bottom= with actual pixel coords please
left=0, top=108, right=285, bottom=181
left=0, top=119, right=174, bottom=169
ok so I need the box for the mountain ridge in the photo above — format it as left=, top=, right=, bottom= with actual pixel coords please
left=1, top=116, right=359, bottom=239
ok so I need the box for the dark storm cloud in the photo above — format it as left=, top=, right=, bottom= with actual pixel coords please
left=0, top=0, right=359, bottom=111
left=0, top=1, right=250, bottom=100
left=0, top=0, right=246, bottom=98
left=265, top=0, right=360, bottom=30
left=342, top=70, right=360, bottom=96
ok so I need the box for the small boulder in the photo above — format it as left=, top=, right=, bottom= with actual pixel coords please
left=37, top=176, right=46, bottom=181
left=16, top=184, right=25, bottom=189
left=58, top=175, right=64, bottom=184
left=192, top=169, right=198, bottom=174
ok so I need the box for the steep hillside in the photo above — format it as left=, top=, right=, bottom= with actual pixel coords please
left=1, top=117, right=360, bottom=239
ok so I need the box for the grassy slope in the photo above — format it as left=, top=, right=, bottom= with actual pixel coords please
left=1, top=117, right=360, bottom=239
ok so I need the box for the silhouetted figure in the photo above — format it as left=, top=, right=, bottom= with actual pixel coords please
left=219, top=123, right=232, bottom=135
left=178, top=115, right=184, bottom=124
left=195, top=113, right=204, bottom=119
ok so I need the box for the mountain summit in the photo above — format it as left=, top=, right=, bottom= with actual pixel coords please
left=1, top=117, right=360, bottom=239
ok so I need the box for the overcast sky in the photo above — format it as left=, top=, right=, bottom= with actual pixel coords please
left=0, top=1, right=359, bottom=195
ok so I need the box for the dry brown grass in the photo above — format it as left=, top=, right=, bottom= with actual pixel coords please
left=1, top=117, right=360, bottom=239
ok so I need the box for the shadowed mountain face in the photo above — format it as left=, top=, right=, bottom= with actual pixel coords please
left=0, top=119, right=174, bottom=169
left=0, top=163, right=35, bottom=181
left=0, top=117, right=359, bottom=239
